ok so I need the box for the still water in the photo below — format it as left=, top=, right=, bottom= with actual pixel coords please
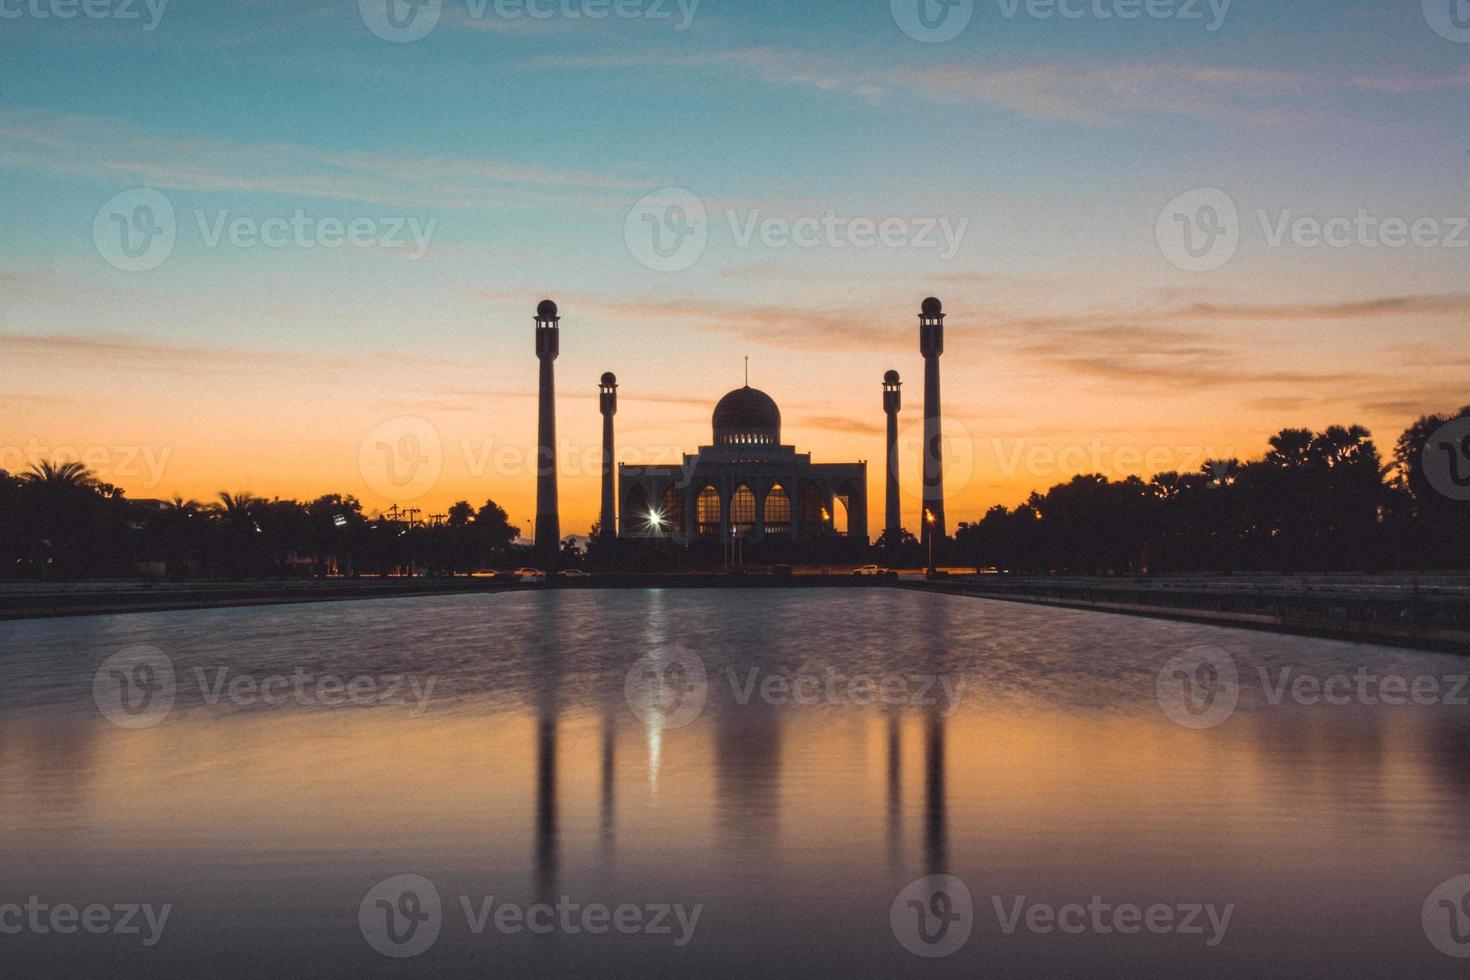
left=1, top=589, right=1469, bottom=978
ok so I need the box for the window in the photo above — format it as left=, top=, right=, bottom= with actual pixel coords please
left=731, top=485, right=756, bottom=532
left=764, top=484, right=791, bottom=535
left=697, top=485, right=722, bottom=535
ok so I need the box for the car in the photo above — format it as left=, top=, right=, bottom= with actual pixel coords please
left=513, top=568, right=547, bottom=583
left=558, top=569, right=591, bottom=579
left=852, top=564, right=889, bottom=577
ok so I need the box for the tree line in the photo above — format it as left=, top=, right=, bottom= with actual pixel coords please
left=952, top=408, right=1470, bottom=575
left=0, top=463, right=523, bottom=580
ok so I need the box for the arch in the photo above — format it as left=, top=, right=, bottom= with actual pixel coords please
left=834, top=480, right=860, bottom=537
left=730, top=484, right=757, bottom=533
left=799, top=484, right=827, bottom=533
left=625, top=485, right=652, bottom=536
left=696, top=485, right=722, bottom=536
left=659, top=484, right=686, bottom=535
left=764, top=483, right=792, bottom=535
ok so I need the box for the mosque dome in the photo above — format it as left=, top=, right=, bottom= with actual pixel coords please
left=712, top=386, right=781, bottom=447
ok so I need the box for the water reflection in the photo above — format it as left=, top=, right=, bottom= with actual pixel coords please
left=0, top=590, right=1469, bottom=977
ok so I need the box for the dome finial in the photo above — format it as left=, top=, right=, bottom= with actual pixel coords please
left=921, top=296, right=943, bottom=317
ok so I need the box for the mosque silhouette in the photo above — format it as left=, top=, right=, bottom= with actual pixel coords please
left=531, top=298, right=949, bottom=564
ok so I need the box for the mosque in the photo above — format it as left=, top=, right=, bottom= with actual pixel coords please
left=530, top=297, right=948, bottom=564
left=617, top=384, right=869, bottom=544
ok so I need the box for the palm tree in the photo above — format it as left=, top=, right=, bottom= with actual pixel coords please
left=210, top=491, right=262, bottom=525
left=22, top=460, right=96, bottom=490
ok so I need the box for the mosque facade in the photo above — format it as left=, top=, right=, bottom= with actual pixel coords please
left=617, top=385, right=869, bottom=544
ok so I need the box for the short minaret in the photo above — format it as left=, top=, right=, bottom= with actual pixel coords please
left=534, top=299, right=561, bottom=559
left=599, top=372, right=618, bottom=541
left=919, top=297, right=946, bottom=560
left=883, top=370, right=902, bottom=543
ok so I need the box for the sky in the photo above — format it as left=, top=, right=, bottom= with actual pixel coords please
left=1, top=0, right=1468, bottom=534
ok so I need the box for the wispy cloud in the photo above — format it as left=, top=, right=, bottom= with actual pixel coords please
left=0, top=108, right=641, bottom=210
left=528, top=46, right=1469, bottom=126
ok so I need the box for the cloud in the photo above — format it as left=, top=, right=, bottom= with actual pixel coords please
left=528, top=46, right=1469, bottom=127
left=0, top=108, right=640, bottom=211
left=800, top=415, right=885, bottom=436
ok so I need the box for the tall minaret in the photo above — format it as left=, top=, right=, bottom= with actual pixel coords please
left=883, top=370, right=902, bottom=544
left=534, top=299, right=561, bottom=559
left=598, top=372, right=618, bottom=541
left=919, top=297, right=946, bottom=558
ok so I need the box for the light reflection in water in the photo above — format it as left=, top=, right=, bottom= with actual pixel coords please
left=0, top=590, right=1469, bottom=977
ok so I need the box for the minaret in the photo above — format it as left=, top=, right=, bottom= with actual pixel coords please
left=919, top=297, right=946, bottom=559
left=534, top=299, right=561, bottom=559
left=599, top=372, right=618, bottom=541
left=883, top=370, right=902, bottom=544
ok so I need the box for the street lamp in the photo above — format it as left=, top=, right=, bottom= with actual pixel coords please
left=925, top=508, right=937, bottom=577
